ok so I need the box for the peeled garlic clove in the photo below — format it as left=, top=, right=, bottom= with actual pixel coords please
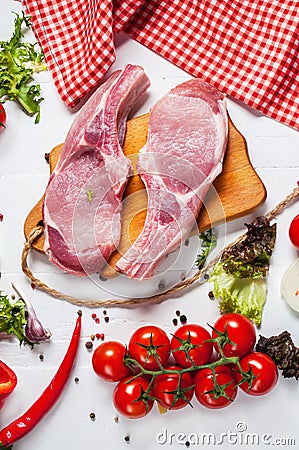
left=281, top=259, right=299, bottom=313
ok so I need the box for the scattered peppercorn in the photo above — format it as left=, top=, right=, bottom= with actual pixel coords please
left=85, top=341, right=93, bottom=350
left=180, top=314, right=187, bottom=324
left=185, top=441, right=190, bottom=447
left=89, top=412, right=96, bottom=420
left=103, top=310, right=107, bottom=316
left=114, top=416, right=119, bottom=423
left=204, top=273, right=209, bottom=280
left=39, top=354, right=44, bottom=361
left=175, top=310, right=180, bottom=316
left=74, top=377, right=79, bottom=383
left=44, top=152, right=50, bottom=163
left=172, top=318, right=178, bottom=326
left=124, top=435, right=130, bottom=443
left=208, top=291, right=215, bottom=299
left=158, top=281, right=165, bottom=291
left=104, top=316, right=109, bottom=323
left=31, top=283, right=36, bottom=290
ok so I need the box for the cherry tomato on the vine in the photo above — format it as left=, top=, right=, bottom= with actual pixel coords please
left=128, top=325, right=170, bottom=370
left=113, top=376, right=154, bottom=419
left=0, top=104, right=6, bottom=132
left=171, top=323, right=213, bottom=368
left=212, top=313, right=256, bottom=359
left=92, top=341, right=131, bottom=382
left=195, top=365, right=238, bottom=409
left=289, top=214, right=299, bottom=250
left=153, top=365, right=194, bottom=410
left=235, top=352, right=278, bottom=396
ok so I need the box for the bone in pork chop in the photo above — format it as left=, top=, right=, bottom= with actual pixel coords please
left=116, top=79, right=228, bottom=279
left=43, top=65, right=150, bottom=275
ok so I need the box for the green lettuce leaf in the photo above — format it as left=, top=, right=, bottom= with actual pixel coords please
left=208, top=217, right=276, bottom=326
left=210, top=263, right=267, bottom=326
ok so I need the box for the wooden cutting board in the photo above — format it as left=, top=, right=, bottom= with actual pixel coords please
left=24, top=113, right=266, bottom=277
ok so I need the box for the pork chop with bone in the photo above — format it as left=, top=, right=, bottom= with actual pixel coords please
left=116, top=79, right=228, bottom=279
left=43, top=65, right=150, bottom=275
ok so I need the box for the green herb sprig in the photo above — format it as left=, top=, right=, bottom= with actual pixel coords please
left=0, top=12, right=47, bottom=123
left=196, top=228, right=217, bottom=269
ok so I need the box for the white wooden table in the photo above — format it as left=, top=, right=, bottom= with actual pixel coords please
left=1, top=1, right=299, bottom=448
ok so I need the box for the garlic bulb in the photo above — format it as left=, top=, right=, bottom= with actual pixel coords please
left=11, top=282, right=51, bottom=343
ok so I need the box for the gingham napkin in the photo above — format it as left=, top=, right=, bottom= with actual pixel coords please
left=22, top=0, right=299, bottom=130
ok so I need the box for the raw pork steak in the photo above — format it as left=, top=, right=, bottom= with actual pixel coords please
left=43, top=65, right=150, bottom=275
left=116, top=79, right=228, bottom=279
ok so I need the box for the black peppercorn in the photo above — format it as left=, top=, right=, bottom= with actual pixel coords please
left=180, top=314, right=187, bottom=324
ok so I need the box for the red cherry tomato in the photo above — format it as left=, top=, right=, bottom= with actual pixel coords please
left=212, top=313, right=256, bottom=358
left=113, top=376, right=154, bottom=419
left=0, top=104, right=6, bottom=132
left=153, top=365, right=194, bottom=410
left=128, top=325, right=170, bottom=370
left=171, top=323, right=213, bottom=368
left=289, top=214, right=299, bottom=250
left=235, top=352, right=278, bottom=396
left=195, top=365, right=238, bottom=409
left=92, top=341, right=131, bottom=382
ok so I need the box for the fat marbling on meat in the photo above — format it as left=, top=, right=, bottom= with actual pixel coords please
left=43, top=65, right=150, bottom=275
left=116, top=79, right=228, bottom=279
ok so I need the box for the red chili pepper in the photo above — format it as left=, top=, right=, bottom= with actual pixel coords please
left=0, top=361, right=17, bottom=410
left=0, top=311, right=82, bottom=449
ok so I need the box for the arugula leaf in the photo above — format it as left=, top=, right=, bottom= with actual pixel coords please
left=196, top=228, right=217, bottom=269
left=0, top=12, right=47, bottom=123
left=0, top=291, right=31, bottom=345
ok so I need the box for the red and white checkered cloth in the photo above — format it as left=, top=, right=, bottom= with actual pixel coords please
left=22, top=0, right=299, bottom=130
